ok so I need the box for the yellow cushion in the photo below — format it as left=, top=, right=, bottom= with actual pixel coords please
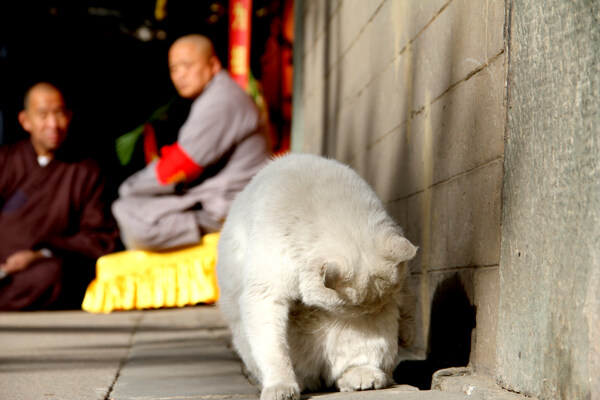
left=82, top=232, right=220, bottom=313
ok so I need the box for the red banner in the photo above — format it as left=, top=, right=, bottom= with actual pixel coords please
left=228, top=0, right=252, bottom=91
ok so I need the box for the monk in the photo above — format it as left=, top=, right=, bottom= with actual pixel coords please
left=112, top=34, right=270, bottom=250
left=0, top=82, right=119, bottom=310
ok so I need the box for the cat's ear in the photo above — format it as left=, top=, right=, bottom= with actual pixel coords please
left=321, top=262, right=341, bottom=290
left=389, top=236, right=418, bottom=262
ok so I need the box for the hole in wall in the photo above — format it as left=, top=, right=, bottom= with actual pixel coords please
left=394, top=273, right=476, bottom=390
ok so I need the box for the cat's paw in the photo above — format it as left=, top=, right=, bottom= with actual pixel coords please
left=260, top=383, right=300, bottom=400
left=336, top=366, right=389, bottom=392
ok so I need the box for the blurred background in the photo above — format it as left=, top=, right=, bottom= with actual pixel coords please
left=0, top=0, right=293, bottom=199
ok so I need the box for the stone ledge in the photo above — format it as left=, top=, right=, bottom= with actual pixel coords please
left=432, top=368, right=538, bottom=400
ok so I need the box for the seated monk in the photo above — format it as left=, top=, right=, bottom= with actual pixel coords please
left=0, top=82, right=119, bottom=311
left=112, top=34, right=270, bottom=251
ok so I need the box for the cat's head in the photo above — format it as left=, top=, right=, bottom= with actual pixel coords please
left=300, top=234, right=418, bottom=315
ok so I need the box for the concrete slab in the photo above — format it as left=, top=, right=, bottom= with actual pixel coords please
left=0, top=306, right=507, bottom=400
left=303, top=386, right=468, bottom=400
left=0, top=310, right=142, bottom=400
left=109, top=306, right=259, bottom=400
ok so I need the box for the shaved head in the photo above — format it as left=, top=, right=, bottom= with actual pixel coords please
left=19, top=82, right=71, bottom=157
left=168, top=34, right=222, bottom=99
left=23, top=82, right=64, bottom=110
left=171, top=34, right=216, bottom=60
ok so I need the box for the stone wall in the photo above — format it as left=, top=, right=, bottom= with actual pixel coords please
left=292, top=0, right=600, bottom=397
left=293, top=0, right=507, bottom=378
left=497, top=1, right=600, bottom=398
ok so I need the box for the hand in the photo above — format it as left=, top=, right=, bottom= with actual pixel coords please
left=0, top=250, right=46, bottom=274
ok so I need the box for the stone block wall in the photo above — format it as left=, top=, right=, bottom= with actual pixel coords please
left=293, top=0, right=507, bottom=376
left=292, top=0, right=600, bottom=398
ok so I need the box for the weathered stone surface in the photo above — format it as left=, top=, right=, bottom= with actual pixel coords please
left=497, top=1, right=600, bottom=398
left=391, top=160, right=503, bottom=272
left=352, top=54, right=506, bottom=203
left=0, top=310, right=140, bottom=400
left=471, top=267, right=499, bottom=374
left=110, top=307, right=259, bottom=400
left=407, top=0, right=505, bottom=114
left=304, top=386, right=470, bottom=400
left=432, top=368, right=536, bottom=399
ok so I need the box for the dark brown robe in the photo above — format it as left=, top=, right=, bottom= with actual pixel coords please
left=0, top=140, right=119, bottom=310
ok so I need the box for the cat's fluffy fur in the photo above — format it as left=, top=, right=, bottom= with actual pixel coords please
left=217, top=153, right=417, bottom=400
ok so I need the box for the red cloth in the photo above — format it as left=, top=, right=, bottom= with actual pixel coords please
left=155, top=143, right=204, bottom=184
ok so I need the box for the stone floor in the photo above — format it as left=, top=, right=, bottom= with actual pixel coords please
left=0, top=305, right=527, bottom=400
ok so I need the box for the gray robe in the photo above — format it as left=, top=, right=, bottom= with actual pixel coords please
left=112, top=71, right=270, bottom=250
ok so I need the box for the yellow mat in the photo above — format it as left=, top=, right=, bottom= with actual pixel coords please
left=82, top=233, right=220, bottom=313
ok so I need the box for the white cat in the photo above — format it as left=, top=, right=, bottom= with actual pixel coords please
left=216, top=153, right=417, bottom=400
